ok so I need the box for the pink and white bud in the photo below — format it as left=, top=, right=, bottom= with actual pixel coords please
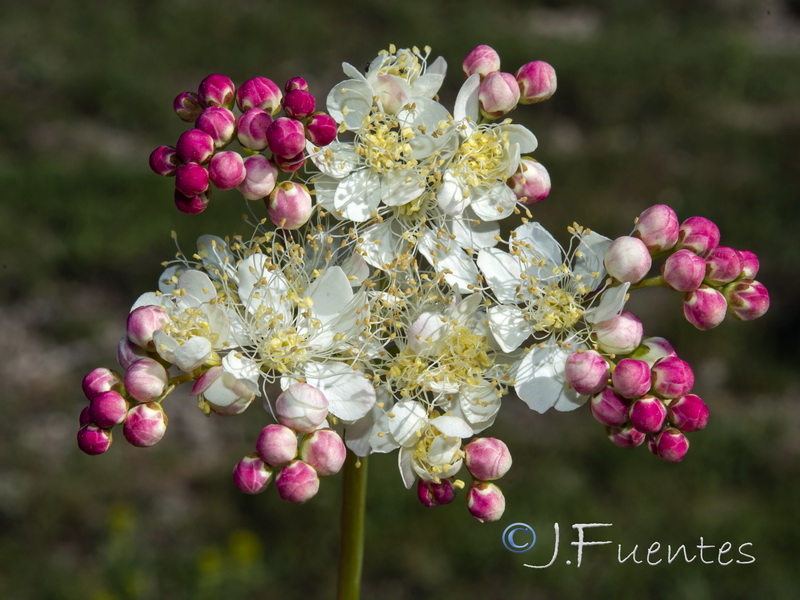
left=604, top=236, right=652, bottom=284
left=738, top=250, right=760, bottom=279
left=651, top=356, right=694, bottom=399
left=89, top=390, right=129, bottom=429
left=82, top=367, right=123, bottom=400
left=256, top=424, right=298, bottom=466
left=237, top=77, right=283, bottom=113
left=591, top=388, right=629, bottom=427
left=607, top=425, right=646, bottom=448
left=232, top=454, right=273, bottom=494
left=285, top=77, right=309, bottom=92
left=79, top=406, right=92, bottom=427
left=283, top=89, right=316, bottom=120
left=417, top=478, right=457, bottom=507
left=668, top=394, right=709, bottom=432
left=683, top=285, right=727, bottom=330
left=464, top=437, right=512, bottom=481
left=462, top=45, right=501, bottom=78
left=123, top=402, right=167, bottom=447
left=724, top=279, right=770, bottom=321
left=174, top=190, right=210, bottom=214
left=611, top=358, right=651, bottom=399
left=299, top=428, right=347, bottom=476
left=175, top=129, right=215, bottom=164
left=629, top=395, right=667, bottom=434
left=275, top=460, right=320, bottom=504
left=267, top=181, right=313, bottom=229
left=127, top=305, right=169, bottom=350
left=237, top=155, right=278, bottom=200
left=565, top=350, right=609, bottom=395
left=77, top=424, right=113, bottom=455
left=236, top=108, right=273, bottom=151
left=634, top=204, right=679, bottom=253
left=678, top=216, right=720, bottom=258
left=275, top=383, right=329, bottom=434
left=478, top=71, right=520, bottom=119
left=654, top=428, right=690, bottom=462
left=629, top=336, right=677, bottom=367
left=508, top=158, right=551, bottom=205
left=208, top=150, right=246, bottom=190
left=273, top=151, right=306, bottom=173
left=124, top=357, right=168, bottom=402
left=515, top=61, right=557, bottom=104
left=705, top=246, right=743, bottom=285
left=662, top=249, right=706, bottom=292
left=117, top=335, right=147, bottom=370
left=305, top=112, right=338, bottom=147
left=148, top=145, right=178, bottom=176
left=196, top=107, right=236, bottom=149
left=266, top=117, right=306, bottom=158
left=466, top=481, right=506, bottom=523
left=593, top=310, right=644, bottom=355
left=175, top=163, right=210, bottom=197
left=173, top=91, right=203, bottom=122
left=198, top=74, right=235, bottom=109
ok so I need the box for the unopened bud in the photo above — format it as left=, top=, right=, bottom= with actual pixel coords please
left=604, top=236, right=652, bottom=284
left=283, top=89, right=316, bottom=120
left=299, top=429, right=347, bottom=476
left=117, top=335, right=147, bottom=370
left=462, top=45, right=501, bottom=78
left=89, top=390, right=129, bottom=429
left=565, top=350, right=609, bottom=395
left=466, top=481, right=506, bottom=523
left=629, top=395, right=667, bottom=434
left=478, top=71, right=520, bottom=119
left=77, top=424, right=113, bottom=455
left=508, top=158, right=551, bottom=205
left=634, top=204, right=679, bottom=253
left=607, top=425, right=646, bottom=448
left=654, top=428, right=689, bottom=462
left=123, top=402, right=168, bottom=447
left=683, top=285, right=727, bottom=330
left=149, top=145, right=178, bottom=176
left=662, top=249, right=706, bottom=292
left=237, top=108, right=272, bottom=151
left=237, top=155, right=278, bottom=200
left=305, top=112, right=338, bottom=147
left=591, top=388, right=629, bottom=427
left=678, top=216, right=720, bottom=258
left=256, top=424, right=298, bottom=466
left=611, top=358, right=651, bottom=399
left=208, top=150, right=246, bottom=190
left=515, top=61, right=557, bottom=104
left=232, top=454, right=273, bottom=494
left=705, top=246, right=743, bottom=286
left=174, top=189, right=210, bottom=214
left=236, top=77, right=283, bottom=113
left=285, top=77, right=309, bottom=92
left=127, top=305, right=169, bottom=350
left=273, top=151, right=306, bottom=173
left=198, top=73, right=235, bottom=109
left=268, top=181, right=313, bottom=229
left=275, top=383, right=329, bottom=434
left=196, top=107, right=236, bottom=149
left=593, top=310, right=644, bottom=355
left=124, top=357, right=168, bottom=402
left=82, top=367, right=123, bottom=400
left=724, top=279, right=770, bottom=321
left=266, top=117, right=306, bottom=158
left=650, top=356, right=694, bottom=399
left=175, top=163, right=209, bottom=198
left=629, top=336, right=677, bottom=367
left=276, top=460, right=320, bottom=504
left=738, top=250, right=759, bottom=279
left=668, top=394, right=709, bottom=432
left=176, top=129, right=215, bottom=164
left=417, top=478, right=457, bottom=507
left=464, top=437, right=512, bottom=481
left=173, top=91, right=203, bottom=122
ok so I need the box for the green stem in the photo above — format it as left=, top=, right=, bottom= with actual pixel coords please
left=629, top=275, right=667, bottom=290
left=337, top=452, right=368, bottom=600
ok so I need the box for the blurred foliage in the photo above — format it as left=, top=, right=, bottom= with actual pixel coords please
left=1, top=0, right=799, bottom=598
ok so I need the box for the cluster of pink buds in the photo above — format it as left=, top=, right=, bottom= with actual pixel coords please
left=149, top=73, right=336, bottom=227
left=232, top=384, right=347, bottom=503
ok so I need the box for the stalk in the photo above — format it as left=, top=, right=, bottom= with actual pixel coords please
left=336, top=452, right=368, bottom=600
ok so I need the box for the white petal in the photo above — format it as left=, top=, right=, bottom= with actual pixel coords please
left=513, top=221, right=563, bottom=266
left=436, top=171, right=470, bottom=216
left=585, top=282, right=630, bottom=324
left=450, top=292, right=483, bottom=324
left=454, top=74, right=480, bottom=123
left=450, top=209, right=500, bottom=250
left=358, top=220, right=405, bottom=271
left=514, top=344, right=572, bottom=414
left=176, top=270, right=216, bottom=306
left=303, top=362, right=376, bottom=422
left=341, top=62, right=368, bottom=82
left=307, top=267, right=353, bottom=324
left=399, top=447, right=416, bottom=489
left=503, top=123, right=538, bottom=154
left=407, top=311, right=447, bottom=354
left=487, top=304, right=529, bottom=352
left=412, top=71, right=445, bottom=98
left=380, top=170, right=425, bottom=206
left=131, top=292, right=169, bottom=311
left=157, top=264, right=184, bottom=294
left=385, top=400, right=428, bottom=446
left=419, top=232, right=479, bottom=293
left=307, top=141, right=359, bottom=179
left=222, top=353, right=261, bottom=384
left=326, top=79, right=373, bottom=131
left=397, top=98, right=454, bottom=159
left=310, top=174, right=339, bottom=212
left=334, top=169, right=381, bottom=222
left=470, top=184, right=518, bottom=222
left=477, top=248, right=523, bottom=303
left=457, top=383, right=501, bottom=432
left=429, top=415, right=473, bottom=438
left=574, top=231, right=611, bottom=288
left=345, top=403, right=382, bottom=457
left=427, top=56, right=447, bottom=76
left=553, top=386, right=586, bottom=412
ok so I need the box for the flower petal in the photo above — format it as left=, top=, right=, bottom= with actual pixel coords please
left=450, top=209, right=500, bottom=250
left=326, top=78, right=372, bottom=131
left=513, top=221, right=563, bottom=266
left=454, top=74, right=480, bottom=123
left=470, top=183, right=517, bottom=222
left=334, top=169, right=381, bottom=222
left=487, top=304, right=529, bottom=352
left=585, top=282, right=630, bottom=324
left=419, top=232, right=479, bottom=293
left=301, top=361, right=376, bottom=422
left=477, top=248, right=523, bottom=303
left=429, top=415, right=473, bottom=438
left=514, top=344, right=572, bottom=414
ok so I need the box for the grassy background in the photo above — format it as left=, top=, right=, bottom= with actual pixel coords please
left=1, top=0, right=799, bottom=598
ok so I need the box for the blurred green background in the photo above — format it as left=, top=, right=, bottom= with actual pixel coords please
left=2, top=0, right=799, bottom=598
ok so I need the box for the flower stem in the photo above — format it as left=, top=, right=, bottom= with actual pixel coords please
left=630, top=275, right=668, bottom=290
left=337, top=452, right=368, bottom=600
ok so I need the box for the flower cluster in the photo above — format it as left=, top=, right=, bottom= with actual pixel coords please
left=79, top=45, right=769, bottom=523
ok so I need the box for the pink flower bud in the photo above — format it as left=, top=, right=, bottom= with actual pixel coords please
left=463, top=45, right=501, bottom=78
left=89, top=390, right=129, bottom=429
left=478, top=71, right=520, bottom=119
left=79, top=406, right=92, bottom=427
left=175, top=163, right=210, bottom=197
left=508, top=158, right=551, bottom=205
left=82, top=367, right=123, bottom=400
left=276, top=460, right=320, bottom=504
left=285, top=77, right=309, bottom=92
left=662, top=249, right=706, bottom=292
left=149, top=145, right=178, bottom=176
left=124, top=358, right=168, bottom=402
left=299, top=429, right=346, bottom=476
left=117, top=335, right=147, bottom=369
left=266, top=117, right=306, bottom=158
left=683, top=285, right=727, bottom=330
left=305, top=112, right=338, bottom=147
left=237, top=155, right=278, bottom=200
left=466, top=481, right=506, bottom=523
left=738, top=250, right=759, bottom=279
left=77, top=424, right=113, bottom=455
left=724, top=279, right=769, bottom=321
left=268, top=181, right=313, bottom=229
left=668, top=394, right=709, bottom=432
left=208, top=150, right=246, bottom=190
left=593, top=310, right=644, bottom=355
left=256, top=424, right=298, bottom=466
left=173, top=91, right=203, bottom=122
left=236, top=77, right=283, bottom=113
left=198, top=73, right=235, bottom=109
left=678, top=216, right=720, bottom=258
left=196, top=107, right=236, bottom=149
left=275, top=383, right=329, bottom=434
left=233, top=454, right=273, bottom=494
left=629, top=395, right=667, bottom=434
left=417, top=478, right=456, bottom=507
left=565, top=350, right=609, bottom=395
left=273, top=151, right=306, bottom=173
left=283, top=89, right=316, bottom=120
left=705, top=246, right=743, bottom=285
left=174, top=189, right=210, bottom=214
left=123, top=402, right=168, bottom=447
left=611, top=358, right=651, bottom=399
left=607, top=425, right=646, bottom=448
left=634, top=204, right=679, bottom=253
left=604, top=236, right=652, bottom=284
left=591, top=388, right=629, bottom=427
left=650, top=356, right=694, bottom=399
left=236, top=108, right=273, bottom=151
left=127, top=305, right=169, bottom=350
left=176, top=129, right=215, bottom=164
left=629, top=336, right=677, bottom=367
left=464, top=437, right=512, bottom=481
left=654, top=428, right=689, bottom=462
left=515, top=61, right=557, bottom=104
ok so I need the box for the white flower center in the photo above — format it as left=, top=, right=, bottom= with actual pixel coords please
left=355, top=109, right=417, bottom=174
